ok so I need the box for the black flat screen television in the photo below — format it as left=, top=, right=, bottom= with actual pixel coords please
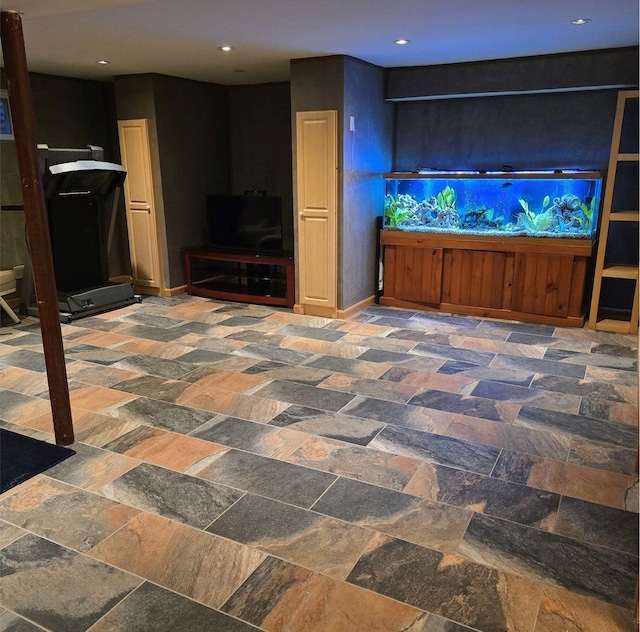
left=206, top=194, right=284, bottom=255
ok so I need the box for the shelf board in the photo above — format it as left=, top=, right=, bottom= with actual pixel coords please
left=609, top=211, right=639, bottom=222
left=593, top=318, right=635, bottom=334
left=601, top=264, right=639, bottom=280
left=617, top=153, right=640, bottom=162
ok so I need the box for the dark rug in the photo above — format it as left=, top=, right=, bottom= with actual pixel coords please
left=1, top=428, right=76, bottom=493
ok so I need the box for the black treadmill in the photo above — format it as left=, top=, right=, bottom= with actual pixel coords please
left=21, top=145, right=141, bottom=322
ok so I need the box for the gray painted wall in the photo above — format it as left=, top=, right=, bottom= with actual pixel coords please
left=342, top=57, right=393, bottom=307
left=153, top=75, right=229, bottom=287
left=114, top=73, right=229, bottom=289
left=290, top=56, right=345, bottom=305
left=1, top=72, right=127, bottom=279
left=114, top=74, right=168, bottom=283
left=386, top=47, right=638, bottom=101
left=228, top=82, right=293, bottom=252
left=393, top=90, right=620, bottom=172
left=290, top=55, right=393, bottom=310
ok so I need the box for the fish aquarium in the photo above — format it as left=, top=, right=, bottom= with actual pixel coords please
left=383, top=171, right=603, bottom=239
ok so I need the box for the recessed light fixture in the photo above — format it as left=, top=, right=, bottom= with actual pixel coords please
left=394, top=39, right=411, bottom=45
left=571, top=18, right=591, bottom=25
left=96, top=59, right=110, bottom=65
left=218, top=45, right=234, bottom=52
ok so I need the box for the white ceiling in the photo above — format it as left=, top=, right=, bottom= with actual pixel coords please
left=1, top=0, right=638, bottom=85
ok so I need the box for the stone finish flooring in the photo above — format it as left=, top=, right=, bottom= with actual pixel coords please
left=0, top=295, right=638, bottom=632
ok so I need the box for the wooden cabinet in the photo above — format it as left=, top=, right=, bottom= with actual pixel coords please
left=380, top=231, right=594, bottom=327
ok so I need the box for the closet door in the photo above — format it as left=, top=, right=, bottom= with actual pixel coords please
left=117, top=119, right=163, bottom=291
left=295, top=110, right=338, bottom=316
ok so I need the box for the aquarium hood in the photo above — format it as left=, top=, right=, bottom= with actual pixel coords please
left=391, top=169, right=601, bottom=179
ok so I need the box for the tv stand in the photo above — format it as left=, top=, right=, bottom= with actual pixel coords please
left=184, top=246, right=295, bottom=308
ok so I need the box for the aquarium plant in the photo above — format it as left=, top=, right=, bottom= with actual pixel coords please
left=436, top=185, right=456, bottom=211
left=517, top=194, right=596, bottom=234
left=422, top=185, right=461, bottom=228
left=384, top=194, right=409, bottom=227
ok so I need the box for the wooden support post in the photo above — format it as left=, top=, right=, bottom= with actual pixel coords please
left=1, top=10, right=74, bottom=445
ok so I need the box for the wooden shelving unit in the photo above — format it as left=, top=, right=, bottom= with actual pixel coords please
left=588, top=90, right=639, bottom=334
left=184, top=246, right=295, bottom=308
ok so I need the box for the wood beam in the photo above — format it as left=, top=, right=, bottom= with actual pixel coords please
left=1, top=10, right=74, bottom=445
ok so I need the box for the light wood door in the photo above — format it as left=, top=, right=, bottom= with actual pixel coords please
left=117, top=119, right=163, bottom=290
left=296, top=110, right=338, bottom=316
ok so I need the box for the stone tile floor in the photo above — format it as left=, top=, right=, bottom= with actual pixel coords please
left=0, top=295, right=637, bottom=632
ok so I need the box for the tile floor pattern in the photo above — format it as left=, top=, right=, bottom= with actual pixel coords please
left=0, top=296, right=638, bottom=632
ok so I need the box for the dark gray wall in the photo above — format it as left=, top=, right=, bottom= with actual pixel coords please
left=114, top=74, right=165, bottom=280
left=228, top=82, right=293, bottom=252
left=154, top=75, right=229, bottom=287
left=291, top=55, right=394, bottom=310
left=290, top=56, right=345, bottom=305
left=1, top=72, right=127, bottom=277
left=393, top=90, right=620, bottom=172
left=343, top=57, right=393, bottom=307
left=389, top=46, right=638, bottom=172
left=30, top=73, right=115, bottom=151
left=291, top=56, right=345, bottom=113
left=290, top=55, right=393, bottom=309
left=114, top=73, right=229, bottom=289
left=386, top=47, right=639, bottom=101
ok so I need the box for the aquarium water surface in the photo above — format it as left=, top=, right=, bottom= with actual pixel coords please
left=384, top=172, right=603, bottom=239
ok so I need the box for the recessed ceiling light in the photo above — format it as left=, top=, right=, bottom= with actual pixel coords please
left=96, top=59, right=110, bottom=65
left=571, top=18, right=591, bottom=25
left=394, top=39, right=411, bottom=45
left=218, top=45, right=234, bottom=52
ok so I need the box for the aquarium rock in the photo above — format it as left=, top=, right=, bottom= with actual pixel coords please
left=547, top=194, right=590, bottom=233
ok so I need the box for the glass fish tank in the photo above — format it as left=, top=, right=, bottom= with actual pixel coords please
left=384, top=171, right=603, bottom=239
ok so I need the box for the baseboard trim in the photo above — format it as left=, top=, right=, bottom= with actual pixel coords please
left=133, top=286, right=161, bottom=297
left=295, top=304, right=337, bottom=318
left=294, top=295, right=375, bottom=320
left=109, top=275, right=132, bottom=284
left=337, top=295, right=375, bottom=319
left=110, top=277, right=185, bottom=299
left=166, top=285, right=187, bottom=297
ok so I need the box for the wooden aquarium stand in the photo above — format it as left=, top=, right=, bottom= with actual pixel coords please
left=380, top=230, right=595, bottom=327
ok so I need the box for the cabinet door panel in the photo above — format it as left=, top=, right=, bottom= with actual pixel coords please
left=296, top=111, right=338, bottom=314
left=443, top=249, right=509, bottom=309
left=513, top=252, right=574, bottom=316
left=395, top=246, right=443, bottom=304
left=118, top=119, right=163, bottom=290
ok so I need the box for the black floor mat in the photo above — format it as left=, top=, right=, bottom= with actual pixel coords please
left=1, top=428, right=75, bottom=494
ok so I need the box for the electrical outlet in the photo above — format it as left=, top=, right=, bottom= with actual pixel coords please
left=12, top=264, right=25, bottom=279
